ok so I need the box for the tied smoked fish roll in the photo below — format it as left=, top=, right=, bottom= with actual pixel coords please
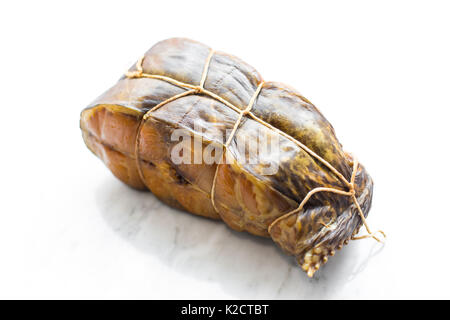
left=80, top=38, right=382, bottom=277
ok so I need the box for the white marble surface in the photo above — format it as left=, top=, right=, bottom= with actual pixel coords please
left=1, top=1, right=450, bottom=299
left=1, top=144, right=447, bottom=299
left=0, top=159, right=394, bottom=299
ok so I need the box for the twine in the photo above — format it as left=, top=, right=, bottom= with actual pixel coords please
left=127, top=50, right=385, bottom=244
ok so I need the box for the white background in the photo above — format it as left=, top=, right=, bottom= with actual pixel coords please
left=1, top=0, right=449, bottom=299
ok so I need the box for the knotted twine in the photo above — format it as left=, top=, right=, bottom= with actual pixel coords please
left=126, top=49, right=386, bottom=244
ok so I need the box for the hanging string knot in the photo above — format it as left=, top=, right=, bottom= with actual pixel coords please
left=352, top=230, right=386, bottom=243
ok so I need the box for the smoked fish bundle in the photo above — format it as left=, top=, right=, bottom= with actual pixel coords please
left=80, top=38, right=383, bottom=277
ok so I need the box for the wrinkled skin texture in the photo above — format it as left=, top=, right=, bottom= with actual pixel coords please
left=80, top=38, right=373, bottom=276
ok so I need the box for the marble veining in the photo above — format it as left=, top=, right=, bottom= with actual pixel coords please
left=96, top=178, right=383, bottom=299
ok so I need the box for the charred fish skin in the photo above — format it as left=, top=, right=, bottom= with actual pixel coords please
left=80, top=38, right=374, bottom=277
